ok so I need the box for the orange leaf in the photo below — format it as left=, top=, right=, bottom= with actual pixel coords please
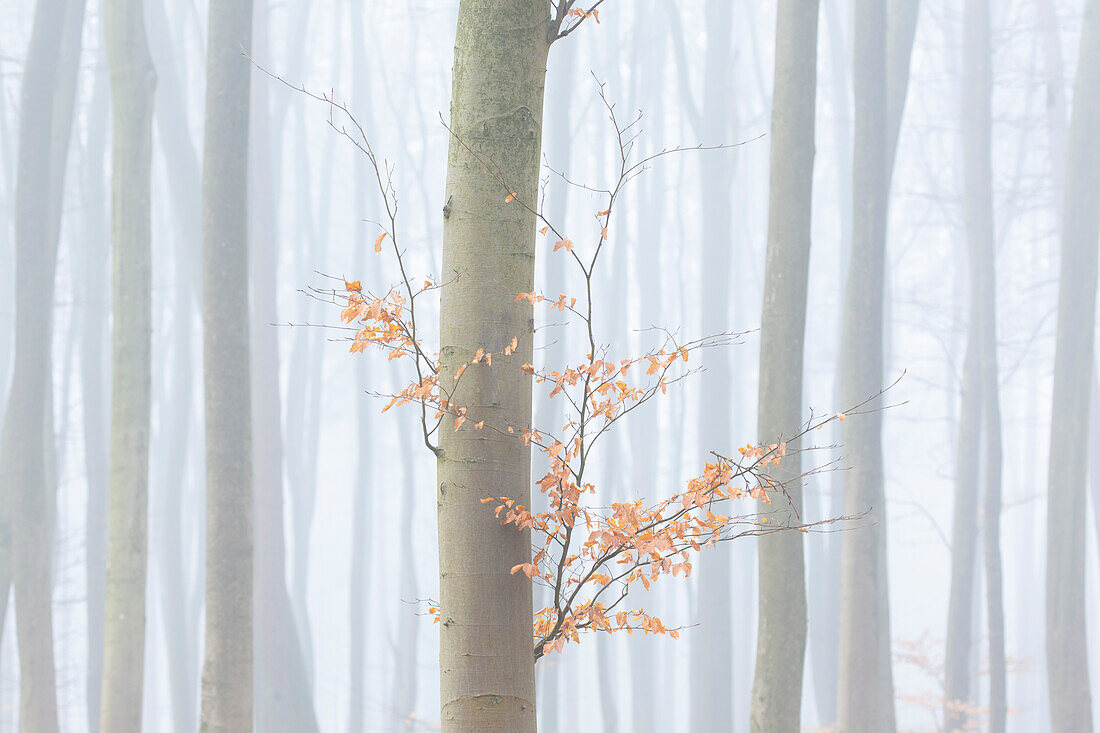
left=554, top=238, right=574, bottom=253
left=597, top=208, right=610, bottom=217
left=344, top=280, right=362, bottom=292
left=374, top=232, right=388, bottom=253
left=539, top=225, right=549, bottom=234
left=505, top=192, right=517, bottom=203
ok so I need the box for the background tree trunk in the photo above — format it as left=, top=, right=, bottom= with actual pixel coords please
left=959, top=1, right=1007, bottom=729
left=836, top=1, right=895, bottom=729
left=199, top=0, right=255, bottom=728
left=690, top=1, right=736, bottom=728
left=249, top=2, right=321, bottom=730
left=751, top=0, right=819, bottom=730
left=0, top=0, right=85, bottom=728
left=1045, top=0, right=1100, bottom=729
left=436, top=2, right=549, bottom=729
left=99, top=0, right=156, bottom=727
left=79, top=53, right=111, bottom=733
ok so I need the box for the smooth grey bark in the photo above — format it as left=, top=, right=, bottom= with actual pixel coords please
left=1045, top=0, right=1100, bottom=729
left=390, top=419, right=420, bottom=729
left=751, top=0, right=819, bottom=730
left=944, top=1, right=1006, bottom=727
left=959, top=3, right=1006, bottom=729
left=436, top=2, right=550, bottom=729
left=807, top=2, right=851, bottom=724
left=688, top=2, right=737, bottom=729
left=199, top=0, right=255, bottom=728
left=100, top=0, right=156, bottom=727
left=79, top=54, right=111, bottom=733
left=146, top=0, right=203, bottom=727
left=248, top=2, right=321, bottom=730
left=835, top=0, right=917, bottom=729
left=0, top=0, right=84, bottom=728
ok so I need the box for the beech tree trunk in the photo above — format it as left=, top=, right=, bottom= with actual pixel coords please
left=0, top=0, right=84, bottom=728
left=99, top=0, right=156, bottom=727
left=436, top=2, right=550, bottom=729
left=961, top=2, right=1007, bottom=729
left=249, top=2, right=321, bottom=730
left=199, top=0, right=255, bottom=728
left=751, top=0, right=819, bottom=730
left=146, top=0, right=203, bottom=726
left=1045, top=0, right=1100, bottom=729
left=78, top=55, right=110, bottom=733
left=690, top=2, right=735, bottom=728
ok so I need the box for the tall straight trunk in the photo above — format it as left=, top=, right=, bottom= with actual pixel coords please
left=249, top=2, right=321, bottom=730
left=808, top=2, right=851, bottom=724
left=942, top=316, right=981, bottom=732
left=751, top=0, right=819, bottom=730
left=200, top=0, right=255, bottom=728
left=835, top=2, right=918, bottom=730
left=944, top=0, right=999, bottom=726
left=99, top=0, right=156, bottom=727
left=391, top=420, right=420, bottom=729
left=958, top=2, right=1006, bottom=729
left=837, top=1, right=893, bottom=730
left=146, top=0, right=203, bottom=727
left=80, top=55, right=111, bottom=733
left=1045, top=0, right=1100, bottom=729
left=436, top=2, right=550, bottom=729
left=690, top=2, right=736, bottom=729
left=0, top=0, right=83, bottom=728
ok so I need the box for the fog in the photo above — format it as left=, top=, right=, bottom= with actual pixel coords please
left=0, top=0, right=1097, bottom=731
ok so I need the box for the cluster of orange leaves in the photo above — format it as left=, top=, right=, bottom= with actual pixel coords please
left=340, top=275, right=789, bottom=655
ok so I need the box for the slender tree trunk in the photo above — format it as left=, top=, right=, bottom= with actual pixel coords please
left=1045, top=0, right=1100, bottom=729
left=436, top=2, right=550, bottom=729
left=200, top=0, right=255, bottom=728
left=835, top=2, right=918, bottom=730
left=79, top=53, right=111, bottom=733
left=751, top=0, right=819, bottom=730
left=808, top=3, right=851, bottom=725
left=691, top=2, right=736, bottom=728
left=837, top=1, right=894, bottom=730
left=248, top=2, right=321, bottom=730
left=99, top=0, right=156, bottom=727
left=942, top=321, right=981, bottom=732
left=0, top=0, right=85, bottom=727
left=957, top=2, right=1006, bottom=729
left=146, top=0, right=203, bottom=726
left=391, top=419, right=420, bottom=729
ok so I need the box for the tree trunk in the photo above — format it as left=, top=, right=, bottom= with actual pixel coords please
left=691, top=1, right=736, bottom=728
left=837, top=0, right=895, bottom=730
left=0, top=0, right=84, bottom=727
left=99, top=0, right=156, bottom=727
left=200, top=0, right=255, bottom=728
left=146, top=0, right=203, bottom=727
left=249, top=2, right=321, bottom=730
left=79, top=55, right=111, bottom=733
left=1045, top=0, right=1100, bottom=729
left=958, top=2, right=1007, bottom=729
left=751, top=0, right=819, bottom=730
left=436, top=2, right=550, bottom=729
left=807, top=2, right=851, bottom=725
